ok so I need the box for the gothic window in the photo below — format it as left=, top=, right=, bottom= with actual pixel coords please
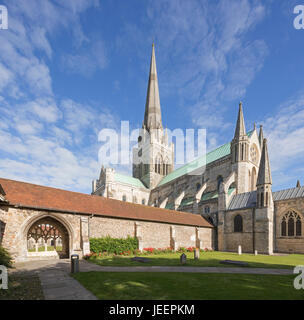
left=260, top=192, right=264, bottom=207
left=204, top=206, right=210, bottom=214
left=241, top=144, right=244, bottom=161
left=234, top=214, right=243, bottom=232
left=250, top=144, right=258, bottom=165
left=296, top=217, right=302, bottom=236
left=281, top=218, right=286, bottom=236
left=196, top=183, right=201, bottom=191
left=281, top=211, right=302, bottom=237
left=288, top=217, right=294, bottom=236
left=155, top=157, right=161, bottom=174
left=217, top=176, right=223, bottom=191
left=122, top=195, right=127, bottom=202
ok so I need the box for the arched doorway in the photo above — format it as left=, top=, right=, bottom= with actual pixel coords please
left=27, top=217, right=70, bottom=259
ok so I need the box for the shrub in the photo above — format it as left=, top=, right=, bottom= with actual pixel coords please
left=0, top=246, right=12, bottom=268
left=90, top=236, right=138, bottom=255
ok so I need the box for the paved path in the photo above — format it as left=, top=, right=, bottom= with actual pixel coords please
left=10, top=259, right=293, bottom=300
left=11, top=260, right=97, bottom=300
left=74, top=262, right=293, bottom=275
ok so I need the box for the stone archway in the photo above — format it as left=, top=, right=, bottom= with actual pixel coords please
left=27, top=216, right=70, bottom=259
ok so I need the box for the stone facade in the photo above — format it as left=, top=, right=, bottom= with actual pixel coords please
left=274, top=198, right=304, bottom=253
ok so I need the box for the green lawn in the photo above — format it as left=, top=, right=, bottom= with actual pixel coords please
left=88, top=251, right=304, bottom=269
left=73, top=272, right=304, bottom=300
left=28, top=246, right=62, bottom=252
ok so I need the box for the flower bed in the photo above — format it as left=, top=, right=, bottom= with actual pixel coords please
left=84, top=246, right=212, bottom=259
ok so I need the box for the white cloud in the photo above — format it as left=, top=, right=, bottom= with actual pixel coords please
left=26, top=99, right=60, bottom=123
left=263, top=93, right=304, bottom=188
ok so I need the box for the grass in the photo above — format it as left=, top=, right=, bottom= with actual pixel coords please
left=87, top=251, right=304, bottom=269
left=28, top=246, right=62, bottom=252
left=73, top=272, right=304, bottom=300
left=0, top=272, right=44, bottom=300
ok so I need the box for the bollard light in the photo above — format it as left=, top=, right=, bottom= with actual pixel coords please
left=71, top=254, right=79, bottom=273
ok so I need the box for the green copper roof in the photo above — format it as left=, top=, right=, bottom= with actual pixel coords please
left=200, top=187, right=236, bottom=202
left=157, top=130, right=253, bottom=187
left=165, top=202, right=174, bottom=210
left=114, top=173, right=147, bottom=189
left=179, top=197, right=194, bottom=208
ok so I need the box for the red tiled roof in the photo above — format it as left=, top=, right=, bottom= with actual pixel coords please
left=0, top=178, right=213, bottom=228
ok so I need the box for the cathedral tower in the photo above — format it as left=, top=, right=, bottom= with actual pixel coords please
left=231, top=102, right=250, bottom=193
left=133, top=44, right=174, bottom=189
left=254, top=138, right=274, bottom=254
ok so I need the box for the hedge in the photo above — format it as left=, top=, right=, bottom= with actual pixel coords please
left=90, top=236, right=138, bottom=254
left=0, top=246, right=12, bottom=268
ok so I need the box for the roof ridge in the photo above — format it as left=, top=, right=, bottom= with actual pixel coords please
left=273, top=185, right=304, bottom=194
left=0, top=177, right=93, bottom=197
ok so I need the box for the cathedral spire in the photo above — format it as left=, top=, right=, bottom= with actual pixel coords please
left=143, top=43, right=163, bottom=131
left=234, top=102, right=246, bottom=139
left=257, top=138, right=272, bottom=186
left=259, top=125, right=264, bottom=148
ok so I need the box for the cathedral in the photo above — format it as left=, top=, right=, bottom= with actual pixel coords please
left=92, top=44, right=304, bottom=255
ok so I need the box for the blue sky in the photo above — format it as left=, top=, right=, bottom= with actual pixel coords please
left=0, top=0, right=304, bottom=193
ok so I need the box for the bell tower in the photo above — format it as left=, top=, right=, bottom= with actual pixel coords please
left=132, top=44, right=174, bottom=189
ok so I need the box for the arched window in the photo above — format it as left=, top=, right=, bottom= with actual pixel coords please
left=142, top=199, right=145, bottom=205
left=204, top=206, right=210, bottom=214
left=281, top=211, right=302, bottom=237
left=281, top=218, right=286, bottom=236
left=241, top=144, right=244, bottom=161
left=234, top=214, right=243, bottom=232
left=155, top=156, right=162, bottom=174
left=250, top=144, right=258, bottom=165
left=288, top=216, right=294, bottom=236
left=217, top=176, right=223, bottom=191
left=122, top=195, right=127, bottom=202
left=196, top=183, right=201, bottom=191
